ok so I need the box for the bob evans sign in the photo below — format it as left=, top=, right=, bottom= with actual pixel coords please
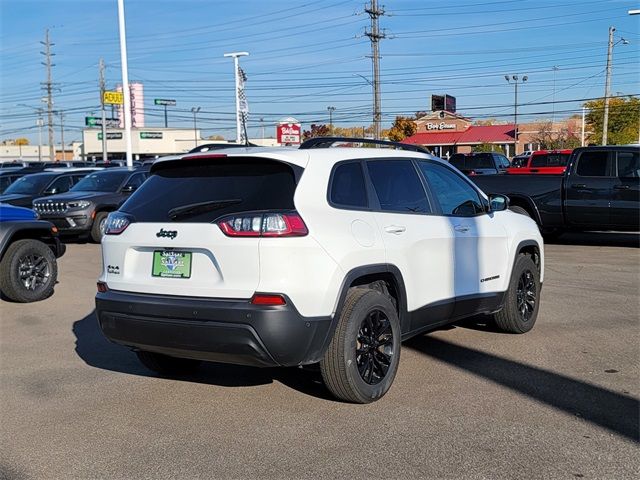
left=276, top=123, right=301, bottom=144
left=426, top=122, right=457, bottom=131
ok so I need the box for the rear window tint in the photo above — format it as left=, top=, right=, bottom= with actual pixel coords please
left=531, top=153, right=570, bottom=167
left=330, top=162, right=367, bottom=208
left=450, top=153, right=494, bottom=170
left=120, top=158, right=299, bottom=222
left=576, top=151, right=610, bottom=177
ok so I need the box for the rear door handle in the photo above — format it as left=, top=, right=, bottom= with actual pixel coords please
left=571, top=184, right=587, bottom=188
left=454, top=225, right=470, bottom=233
left=614, top=185, right=630, bottom=190
left=384, top=225, right=406, bottom=234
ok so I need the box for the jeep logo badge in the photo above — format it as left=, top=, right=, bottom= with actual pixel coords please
left=156, top=228, right=178, bottom=239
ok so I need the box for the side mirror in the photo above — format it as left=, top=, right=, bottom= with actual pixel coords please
left=489, top=194, right=509, bottom=212
left=121, top=185, right=137, bottom=193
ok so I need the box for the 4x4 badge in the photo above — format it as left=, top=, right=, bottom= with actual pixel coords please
left=156, top=228, right=178, bottom=239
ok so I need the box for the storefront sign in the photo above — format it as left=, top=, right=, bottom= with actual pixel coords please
left=98, top=132, right=123, bottom=140
left=426, top=122, right=456, bottom=131
left=103, top=91, right=124, bottom=105
left=140, top=132, right=163, bottom=139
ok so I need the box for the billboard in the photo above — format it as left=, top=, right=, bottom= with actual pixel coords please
left=430, top=94, right=456, bottom=113
left=276, top=121, right=301, bottom=145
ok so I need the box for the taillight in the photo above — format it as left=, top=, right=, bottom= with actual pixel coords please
left=217, top=211, right=308, bottom=237
left=97, top=281, right=108, bottom=293
left=104, top=212, right=133, bottom=235
left=250, top=294, right=286, bottom=306
left=468, top=170, right=477, bottom=176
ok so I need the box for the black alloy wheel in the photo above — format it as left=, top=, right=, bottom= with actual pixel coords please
left=18, top=253, right=51, bottom=291
left=516, top=270, right=536, bottom=322
left=356, top=309, right=394, bottom=385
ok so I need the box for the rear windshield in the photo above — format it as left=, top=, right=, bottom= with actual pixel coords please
left=450, top=153, right=494, bottom=170
left=120, top=158, right=299, bottom=222
left=72, top=171, right=129, bottom=192
left=531, top=153, right=570, bottom=168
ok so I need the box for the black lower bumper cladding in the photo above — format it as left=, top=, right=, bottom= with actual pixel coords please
left=95, top=290, right=333, bottom=368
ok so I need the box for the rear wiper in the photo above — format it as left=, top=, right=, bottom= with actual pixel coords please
left=168, top=199, right=242, bottom=220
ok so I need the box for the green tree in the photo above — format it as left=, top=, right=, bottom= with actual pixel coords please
left=387, top=116, right=417, bottom=141
left=472, top=143, right=505, bottom=154
left=584, top=96, right=640, bottom=145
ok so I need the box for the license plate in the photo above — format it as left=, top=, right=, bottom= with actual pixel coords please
left=152, top=250, right=192, bottom=278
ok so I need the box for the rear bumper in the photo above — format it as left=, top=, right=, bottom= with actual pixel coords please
left=95, top=290, right=333, bottom=368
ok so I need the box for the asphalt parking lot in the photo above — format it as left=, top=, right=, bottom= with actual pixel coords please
left=1, top=233, right=639, bottom=480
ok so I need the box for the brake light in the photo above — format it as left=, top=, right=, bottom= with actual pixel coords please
left=182, top=154, right=228, bottom=161
left=104, top=212, right=133, bottom=235
left=468, top=170, right=477, bottom=176
left=217, top=211, right=308, bottom=237
left=250, top=294, right=286, bottom=306
left=97, top=281, right=109, bottom=293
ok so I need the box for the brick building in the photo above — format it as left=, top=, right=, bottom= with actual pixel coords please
left=404, top=111, right=583, bottom=158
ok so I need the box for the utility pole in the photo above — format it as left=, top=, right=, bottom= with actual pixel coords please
left=581, top=106, right=586, bottom=146
left=223, top=52, right=249, bottom=144
left=365, top=0, right=386, bottom=140
left=40, top=28, right=56, bottom=162
left=36, top=117, right=43, bottom=161
left=99, top=58, right=108, bottom=162
left=327, top=106, right=336, bottom=135
left=551, top=65, right=559, bottom=125
left=58, top=110, right=65, bottom=160
left=602, top=26, right=615, bottom=145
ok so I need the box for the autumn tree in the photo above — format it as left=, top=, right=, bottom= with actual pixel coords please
left=302, top=124, right=330, bottom=140
left=15, top=138, right=29, bottom=145
left=387, top=116, right=417, bottom=141
left=584, top=96, right=640, bottom=145
left=532, top=121, right=580, bottom=150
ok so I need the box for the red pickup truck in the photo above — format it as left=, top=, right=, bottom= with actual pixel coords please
left=507, top=149, right=572, bottom=175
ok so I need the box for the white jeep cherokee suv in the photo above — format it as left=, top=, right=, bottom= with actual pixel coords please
left=96, top=141, right=543, bottom=403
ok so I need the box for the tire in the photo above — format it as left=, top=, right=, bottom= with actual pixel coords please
left=320, top=288, right=401, bottom=404
left=135, top=350, right=201, bottom=376
left=509, top=205, right=531, bottom=217
left=0, top=239, right=57, bottom=303
left=493, top=254, right=541, bottom=333
left=91, top=212, right=108, bottom=243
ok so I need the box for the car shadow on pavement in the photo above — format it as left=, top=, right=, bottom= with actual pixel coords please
left=546, top=232, right=640, bottom=248
left=405, top=335, right=640, bottom=443
left=72, top=310, right=334, bottom=400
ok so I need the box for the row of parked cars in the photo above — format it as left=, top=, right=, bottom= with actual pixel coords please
left=449, top=149, right=572, bottom=176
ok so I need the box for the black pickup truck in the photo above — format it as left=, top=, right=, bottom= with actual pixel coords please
left=471, top=146, right=639, bottom=236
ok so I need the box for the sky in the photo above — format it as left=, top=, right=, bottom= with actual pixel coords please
left=1, top=0, right=639, bottom=144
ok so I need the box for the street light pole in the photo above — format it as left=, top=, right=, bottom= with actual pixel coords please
left=327, top=106, right=336, bottom=135
left=117, top=0, right=133, bottom=168
left=505, top=74, right=528, bottom=155
left=191, top=107, right=200, bottom=148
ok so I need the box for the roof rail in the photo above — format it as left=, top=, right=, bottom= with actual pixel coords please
left=299, top=137, right=431, bottom=154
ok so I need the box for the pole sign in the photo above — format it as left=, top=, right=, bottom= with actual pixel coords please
left=154, top=98, right=176, bottom=106
left=103, top=91, right=124, bottom=105
left=86, top=117, right=119, bottom=128
left=276, top=123, right=301, bottom=144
